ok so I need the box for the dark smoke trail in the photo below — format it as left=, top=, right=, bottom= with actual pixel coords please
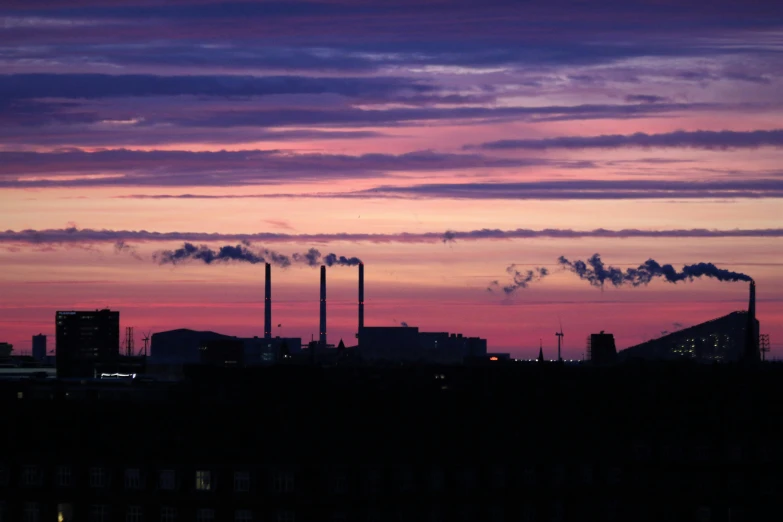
left=558, top=253, right=752, bottom=288
left=293, top=248, right=362, bottom=267
left=488, top=265, right=549, bottom=294
left=293, top=248, right=322, bottom=267
left=113, top=240, right=142, bottom=260
left=324, top=253, right=362, bottom=266
left=153, top=242, right=290, bottom=267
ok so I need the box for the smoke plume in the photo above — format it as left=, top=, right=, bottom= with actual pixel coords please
left=489, top=265, right=550, bottom=294
left=113, top=240, right=142, bottom=260
left=293, top=248, right=362, bottom=267
left=153, top=242, right=291, bottom=267
left=558, top=253, right=752, bottom=288
left=293, top=248, right=322, bottom=267
left=324, top=253, right=362, bottom=266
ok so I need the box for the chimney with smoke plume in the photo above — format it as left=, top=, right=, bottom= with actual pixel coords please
left=264, top=262, right=271, bottom=339
left=320, top=265, right=327, bottom=347
left=358, top=263, right=364, bottom=341
left=743, top=280, right=760, bottom=362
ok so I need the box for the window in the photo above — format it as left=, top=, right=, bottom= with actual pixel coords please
left=273, top=472, right=294, bottom=493
left=235, top=510, right=252, bottom=522
left=24, top=502, right=40, bottom=522
left=125, top=468, right=142, bottom=489
left=276, top=510, right=295, bottom=522
left=490, top=465, right=505, bottom=488
left=159, top=470, right=175, bottom=491
left=57, top=466, right=72, bottom=487
left=89, top=504, right=108, bottom=522
left=430, top=469, right=445, bottom=492
left=365, top=470, right=381, bottom=494
left=22, top=465, right=42, bottom=487
left=234, top=472, right=250, bottom=492
left=126, top=506, right=143, bottom=522
left=160, top=507, right=176, bottom=522
left=196, top=509, right=214, bottom=522
left=57, top=504, right=74, bottom=522
left=330, top=472, right=346, bottom=494
left=195, top=470, right=212, bottom=491
left=90, top=467, right=106, bottom=488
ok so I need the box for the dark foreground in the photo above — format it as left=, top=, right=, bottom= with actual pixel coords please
left=2, top=362, right=781, bottom=522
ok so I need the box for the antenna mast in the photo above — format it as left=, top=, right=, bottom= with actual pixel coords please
left=556, top=318, right=564, bottom=363
left=760, top=334, right=771, bottom=361
left=124, top=326, right=134, bottom=357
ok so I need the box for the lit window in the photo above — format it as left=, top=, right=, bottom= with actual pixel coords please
left=24, top=502, right=40, bottom=522
left=195, top=470, right=212, bottom=491
left=126, top=505, right=143, bottom=522
left=89, top=504, right=108, bottom=522
left=125, top=468, right=142, bottom=489
left=89, top=467, right=106, bottom=488
left=276, top=510, right=295, bottom=522
left=234, top=472, right=250, bottom=492
left=57, top=466, right=71, bottom=487
left=196, top=508, right=214, bottom=522
left=22, top=465, right=42, bottom=487
left=273, top=472, right=294, bottom=493
left=235, top=510, right=252, bottom=522
left=159, top=470, right=176, bottom=491
left=160, top=507, right=176, bottom=522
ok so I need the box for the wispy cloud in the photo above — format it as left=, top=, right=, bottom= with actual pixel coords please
left=468, top=129, right=783, bottom=151
left=2, top=226, right=782, bottom=247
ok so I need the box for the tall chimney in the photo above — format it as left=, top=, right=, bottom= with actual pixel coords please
left=744, top=280, right=759, bottom=362
left=319, top=265, right=327, bottom=346
left=264, top=262, right=271, bottom=339
left=358, top=263, right=364, bottom=341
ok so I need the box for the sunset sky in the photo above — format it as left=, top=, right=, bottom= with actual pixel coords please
left=1, top=0, right=781, bottom=358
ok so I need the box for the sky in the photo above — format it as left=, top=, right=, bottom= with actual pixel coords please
left=1, top=0, right=782, bottom=358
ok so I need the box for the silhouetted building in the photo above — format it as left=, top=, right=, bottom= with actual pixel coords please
left=588, top=331, right=617, bottom=364
left=200, top=339, right=244, bottom=367
left=32, top=334, right=47, bottom=361
left=149, top=329, right=301, bottom=377
left=0, top=342, right=11, bottom=359
left=359, top=326, right=487, bottom=363
left=55, top=309, right=120, bottom=378
left=620, top=311, right=759, bottom=363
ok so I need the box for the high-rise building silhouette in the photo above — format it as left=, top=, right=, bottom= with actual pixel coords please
left=56, top=309, right=120, bottom=378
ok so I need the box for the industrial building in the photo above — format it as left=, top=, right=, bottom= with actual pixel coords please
left=619, top=282, right=760, bottom=364
left=359, top=326, right=487, bottom=363
left=148, top=330, right=302, bottom=376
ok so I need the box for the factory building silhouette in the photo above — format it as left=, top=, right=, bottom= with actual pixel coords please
left=144, top=262, right=491, bottom=376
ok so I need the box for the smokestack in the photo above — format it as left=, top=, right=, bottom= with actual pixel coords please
left=319, top=265, right=327, bottom=346
left=358, top=263, right=364, bottom=341
left=264, top=262, right=271, bottom=339
left=744, top=280, right=759, bottom=362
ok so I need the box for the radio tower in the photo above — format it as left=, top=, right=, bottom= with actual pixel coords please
left=124, top=326, right=134, bottom=357
left=760, top=334, right=771, bottom=361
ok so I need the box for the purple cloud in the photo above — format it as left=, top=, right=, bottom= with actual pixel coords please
left=468, top=129, right=783, bottom=151
left=2, top=226, right=782, bottom=247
